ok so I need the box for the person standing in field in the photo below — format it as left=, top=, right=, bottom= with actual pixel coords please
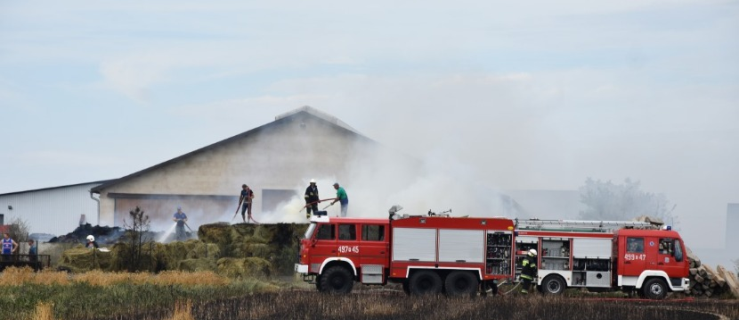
left=520, top=249, right=538, bottom=294
left=304, top=179, right=320, bottom=219
left=237, top=184, right=256, bottom=223
left=2, top=233, right=18, bottom=262
left=330, top=182, right=349, bottom=217
left=173, top=206, right=188, bottom=241
left=27, top=239, right=37, bottom=261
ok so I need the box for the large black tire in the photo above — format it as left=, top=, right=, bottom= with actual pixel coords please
left=541, top=276, right=566, bottom=295
left=319, top=266, right=354, bottom=294
left=643, top=278, right=668, bottom=300
left=409, top=270, right=443, bottom=296
left=315, top=275, right=323, bottom=292
left=444, top=271, right=478, bottom=297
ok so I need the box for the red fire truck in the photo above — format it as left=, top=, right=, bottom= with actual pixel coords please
left=295, top=212, right=690, bottom=299
left=514, top=219, right=690, bottom=299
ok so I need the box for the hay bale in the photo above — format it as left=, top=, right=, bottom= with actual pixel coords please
left=633, top=216, right=664, bottom=226
left=216, top=257, right=272, bottom=279
left=178, top=259, right=217, bottom=272
left=717, top=265, right=739, bottom=298
left=109, top=242, right=158, bottom=272
left=57, top=247, right=113, bottom=273
left=686, top=247, right=701, bottom=268
left=703, top=264, right=726, bottom=288
left=230, top=242, right=271, bottom=258
left=187, top=243, right=221, bottom=260
left=198, top=223, right=238, bottom=256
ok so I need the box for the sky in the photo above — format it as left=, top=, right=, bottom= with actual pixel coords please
left=0, top=1, right=737, bottom=251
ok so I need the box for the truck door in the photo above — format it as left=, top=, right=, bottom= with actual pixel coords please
left=336, top=223, right=360, bottom=264
left=644, top=237, right=660, bottom=270
left=359, top=224, right=388, bottom=266
left=358, top=223, right=389, bottom=284
left=311, top=223, right=336, bottom=270
left=621, top=236, right=647, bottom=276
left=656, top=238, right=686, bottom=278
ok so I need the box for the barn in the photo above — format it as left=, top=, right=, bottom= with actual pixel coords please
left=0, top=180, right=112, bottom=238
left=91, top=106, right=421, bottom=230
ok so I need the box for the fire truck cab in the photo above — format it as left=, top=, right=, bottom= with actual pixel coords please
left=295, top=216, right=390, bottom=294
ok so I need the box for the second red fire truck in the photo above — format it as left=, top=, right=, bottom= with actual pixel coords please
left=295, top=208, right=690, bottom=299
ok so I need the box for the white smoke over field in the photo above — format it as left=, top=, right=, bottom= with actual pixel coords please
left=241, top=142, right=516, bottom=223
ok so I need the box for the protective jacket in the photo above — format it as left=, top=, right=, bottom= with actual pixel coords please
left=521, top=255, right=537, bottom=280
left=304, top=185, right=319, bottom=204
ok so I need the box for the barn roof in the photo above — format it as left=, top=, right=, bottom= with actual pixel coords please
left=0, top=180, right=115, bottom=196
left=91, top=106, right=372, bottom=193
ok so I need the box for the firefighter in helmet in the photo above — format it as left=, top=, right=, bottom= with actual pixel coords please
left=520, top=249, right=538, bottom=294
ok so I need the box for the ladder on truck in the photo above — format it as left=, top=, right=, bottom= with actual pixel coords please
left=515, top=218, right=658, bottom=233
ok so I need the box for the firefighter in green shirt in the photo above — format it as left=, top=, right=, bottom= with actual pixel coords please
left=520, top=249, right=538, bottom=294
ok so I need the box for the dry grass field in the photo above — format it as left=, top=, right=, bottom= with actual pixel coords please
left=2, top=267, right=737, bottom=320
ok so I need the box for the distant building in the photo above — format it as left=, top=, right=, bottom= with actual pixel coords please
left=0, top=180, right=112, bottom=237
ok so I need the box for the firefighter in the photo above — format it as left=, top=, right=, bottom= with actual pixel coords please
left=304, top=179, right=319, bottom=219
left=520, top=249, right=537, bottom=294
left=173, top=206, right=188, bottom=241
left=86, top=235, right=99, bottom=249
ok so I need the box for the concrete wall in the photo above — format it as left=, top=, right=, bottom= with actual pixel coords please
left=97, top=112, right=413, bottom=228
left=0, top=182, right=103, bottom=237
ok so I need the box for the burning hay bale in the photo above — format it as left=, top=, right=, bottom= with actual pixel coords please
left=217, top=257, right=272, bottom=279
left=56, top=223, right=307, bottom=277
left=57, top=247, right=113, bottom=273
left=49, top=224, right=124, bottom=245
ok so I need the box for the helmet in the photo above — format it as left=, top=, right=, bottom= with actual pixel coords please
left=528, top=249, right=537, bottom=256
left=310, top=179, right=316, bottom=184
left=87, top=235, right=95, bottom=242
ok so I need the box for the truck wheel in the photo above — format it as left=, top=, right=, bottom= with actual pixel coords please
left=409, top=270, right=443, bottom=296
left=643, top=278, right=667, bottom=300
left=542, top=276, right=566, bottom=295
left=402, top=281, right=411, bottom=295
left=444, top=271, right=478, bottom=297
left=319, top=266, right=354, bottom=294
left=315, top=275, right=323, bottom=292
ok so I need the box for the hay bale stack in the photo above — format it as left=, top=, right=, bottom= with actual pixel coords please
left=198, top=222, right=308, bottom=274
left=687, top=247, right=701, bottom=268
left=57, top=223, right=307, bottom=277
left=57, top=247, right=113, bottom=273
left=217, top=257, right=272, bottom=279
left=178, top=259, right=218, bottom=272
left=717, top=265, right=739, bottom=298
left=683, top=250, right=737, bottom=299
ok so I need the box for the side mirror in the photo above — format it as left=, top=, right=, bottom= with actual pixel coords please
left=311, top=238, right=317, bottom=247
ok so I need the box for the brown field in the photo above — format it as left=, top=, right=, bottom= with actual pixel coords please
left=81, top=291, right=739, bottom=320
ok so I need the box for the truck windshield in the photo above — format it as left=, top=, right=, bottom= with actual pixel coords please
left=304, top=223, right=317, bottom=239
